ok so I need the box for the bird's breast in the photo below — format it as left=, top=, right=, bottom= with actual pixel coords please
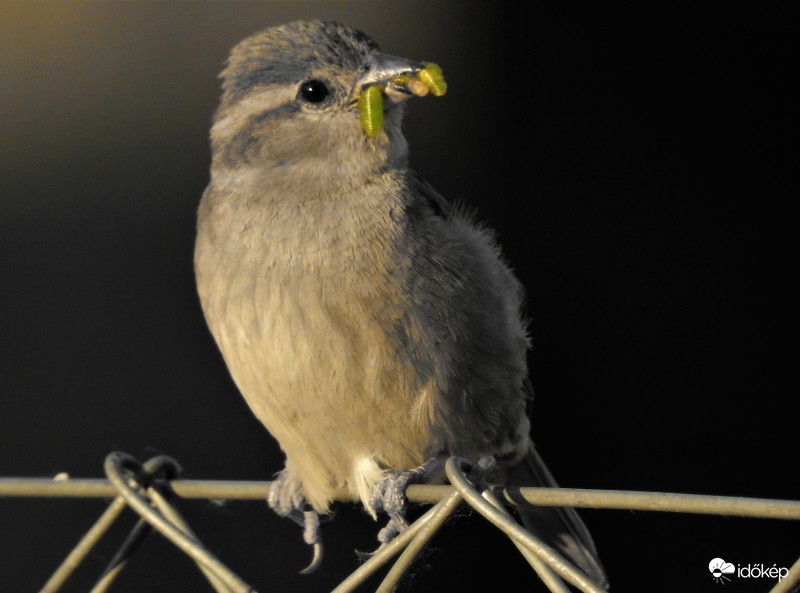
left=194, top=186, right=437, bottom=476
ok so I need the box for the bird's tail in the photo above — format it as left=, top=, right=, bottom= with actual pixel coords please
left=504, top=442, right=609, bottom=589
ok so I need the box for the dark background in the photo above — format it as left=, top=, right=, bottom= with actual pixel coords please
left=1, top=3, right=796, bottom=592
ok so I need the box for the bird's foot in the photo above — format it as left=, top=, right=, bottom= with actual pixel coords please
left=268, top=470, right=323, bottom=574
left=369, top=455, right=446, bottom=544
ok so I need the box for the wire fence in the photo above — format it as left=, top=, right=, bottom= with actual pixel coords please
left=1, top=451, right=799, bottom=593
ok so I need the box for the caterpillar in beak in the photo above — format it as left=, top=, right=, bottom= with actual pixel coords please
left=358, top=63, right=447, bottom=138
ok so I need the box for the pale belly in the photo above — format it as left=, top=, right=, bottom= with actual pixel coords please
left=200, top=262, right=438, bottom=510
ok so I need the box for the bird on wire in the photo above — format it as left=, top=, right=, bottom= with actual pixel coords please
left=194, top=19, right=607, bottom=588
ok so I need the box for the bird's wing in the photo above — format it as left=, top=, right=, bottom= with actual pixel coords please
left=506, top=438, right=609, bottom=589
left=409, top=170, right=454, bottom=219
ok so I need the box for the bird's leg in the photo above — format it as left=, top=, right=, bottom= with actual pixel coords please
left=369, top=455, right=446, bottom=544
left=267, top=469, right=323, bottom=574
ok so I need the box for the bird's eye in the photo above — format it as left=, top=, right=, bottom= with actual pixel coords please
left=298, top=79, right=332, bottom=104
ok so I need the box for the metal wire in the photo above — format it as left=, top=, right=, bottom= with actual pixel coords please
left=1, top=451, right=798, bottom=593
left=89, top=516, right=151, bottom=593
left=373, top=456, right=494, bottom=593
left=102, top=453, right=254, bottom=593
left=331, top=488, right=465, bottom=593
left=769, top=556, right=800, bottom=593
left=482, top=483, right=571, bottom=593
left=446, top=457, right=605, bottom=593
left=37, top=496, right=129, bottom=593
left=4, top=478, right=800, bottom=520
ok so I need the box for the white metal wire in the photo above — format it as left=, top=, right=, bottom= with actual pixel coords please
left=1, top=451, right=798, bottom=593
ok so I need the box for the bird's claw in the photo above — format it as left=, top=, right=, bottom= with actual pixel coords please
left=354, top=545, right=381, bottom=562
left=268, top=471, right=324, bottom=573
left=377, top=513, right=409, bottom=544
left=369, top=469, right=412, bottom=542
left=369, top=456, right=446, bottom=545
left=299, top=540, right=323, bottom=575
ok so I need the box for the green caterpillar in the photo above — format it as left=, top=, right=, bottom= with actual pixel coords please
left=419, top=62, right=447, bottom=97
left=358, top=84, right=384, bottom=139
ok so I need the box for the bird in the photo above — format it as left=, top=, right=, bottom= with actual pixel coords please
left=194, top=19, right=607, bottom=587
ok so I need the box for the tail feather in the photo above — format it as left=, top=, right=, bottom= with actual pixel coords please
left=505, top=442, right=609, bottom=589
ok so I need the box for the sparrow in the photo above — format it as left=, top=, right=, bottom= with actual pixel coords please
left=194, top=19, right=606, bottom=587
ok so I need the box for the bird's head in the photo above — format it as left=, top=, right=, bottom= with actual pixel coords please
left=208, top=20, right=445, bottom=196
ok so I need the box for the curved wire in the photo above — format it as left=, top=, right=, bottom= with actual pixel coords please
left=103, top=452, right=254, bottom=593
left=446, top=456, right=607, bottom=593
left=374, top=456, right=494, bottom=593
left=17, top=452, right=800, bottom=593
